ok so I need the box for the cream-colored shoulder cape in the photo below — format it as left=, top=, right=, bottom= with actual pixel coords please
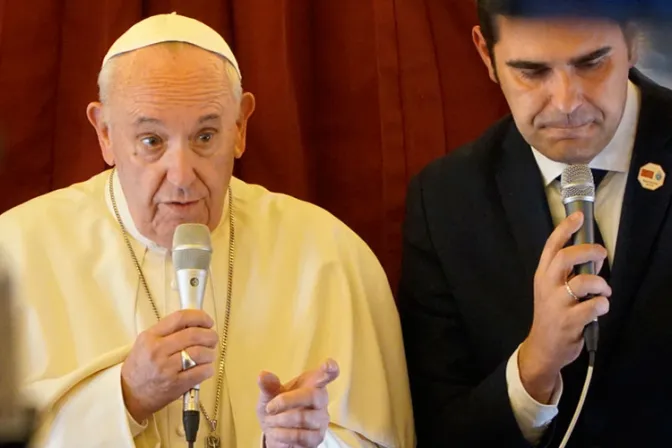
left=0, top=170, right=414, bottom=447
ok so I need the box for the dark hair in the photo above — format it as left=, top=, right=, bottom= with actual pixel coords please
left=476, top=0, right=508, bottom=61
left=476, top=0, right=636, bottom=59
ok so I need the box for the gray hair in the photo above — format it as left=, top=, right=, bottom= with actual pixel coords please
left=97, top=43, right=243, bottom=113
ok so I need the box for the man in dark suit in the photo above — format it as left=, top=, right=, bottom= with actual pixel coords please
left=399, top=1, right=672, bottom=447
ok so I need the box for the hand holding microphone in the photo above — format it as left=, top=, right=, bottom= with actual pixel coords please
left=518, top=166, right=611, bottom=404
left=121, top=310, right=217, bottom=423
left=121, top=223, right=215, bottom=435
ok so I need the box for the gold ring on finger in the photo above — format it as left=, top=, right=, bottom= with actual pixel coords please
left=565, top=281, right=579, bottom=301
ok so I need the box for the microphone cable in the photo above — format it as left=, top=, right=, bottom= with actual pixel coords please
left=184, top=409, right=199, bottom=448
left=558, top=348, right=596, bottom=448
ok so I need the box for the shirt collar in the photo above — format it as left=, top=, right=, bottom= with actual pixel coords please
left=531, top=79, right=641, bottom=187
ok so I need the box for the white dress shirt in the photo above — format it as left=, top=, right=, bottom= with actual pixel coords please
left=505, top=79, right=641, bottom=444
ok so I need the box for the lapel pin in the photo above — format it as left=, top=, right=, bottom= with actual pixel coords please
left=638, top=163, right=666, bottom=191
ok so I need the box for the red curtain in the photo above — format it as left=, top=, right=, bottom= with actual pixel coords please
left=0, top=0, right=508, bottom=288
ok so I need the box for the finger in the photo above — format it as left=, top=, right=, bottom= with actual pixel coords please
left=160, top=327, right=219, bottom=357
left=264, top=409, right=326, bottom=430
left=595, top=257, right=605, bottom=275
left=167, top=346, right=216, bottom=373
left=258, top=371, right=284, bottom=406
left=565, top=275, right=612, bottom=302
left=569, top=296, right=610, bottom=328
left=149, top=310, right=214, bottom=337
left=265, top=428, right=323, bottom=448
left=176, top=363, right=216, bottom=392
left=548, top=244, right=608, bottom=284
left=296, top=359, right=340, bottom=389
left=267, top=388, right=328, bottom=415
left=538, top=212, right=584, bottom=274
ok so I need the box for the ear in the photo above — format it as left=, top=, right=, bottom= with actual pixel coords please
left=472, top=26, right=499, bottom=84
left=234, top=92, right=256, bottom=159
left=86, top=102, right=115, bottom=166
left=626, top=26, right=640, bottom=68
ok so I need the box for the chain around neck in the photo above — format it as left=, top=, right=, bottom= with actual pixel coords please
left=107, top=167, right=235, bottom=439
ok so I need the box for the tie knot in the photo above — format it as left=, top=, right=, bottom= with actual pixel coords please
left=554, top=168, right=609, bottom=189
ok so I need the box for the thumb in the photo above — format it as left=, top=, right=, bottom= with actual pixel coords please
left=297, top=358, right=340, bottom=389
left=257, top=371, right=283, bottom=405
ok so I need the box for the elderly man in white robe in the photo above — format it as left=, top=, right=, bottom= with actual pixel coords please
left=0, top=13, right=414, bottom=448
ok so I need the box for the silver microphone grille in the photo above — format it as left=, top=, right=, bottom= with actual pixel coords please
left=561, top=164, right=595, bottom=203
left=172, top=223, right=212, bottom=271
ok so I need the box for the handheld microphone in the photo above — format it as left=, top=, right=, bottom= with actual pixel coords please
left=560, top=165, right=599, bottom=354
left=172, top=223, right=213, bottom=446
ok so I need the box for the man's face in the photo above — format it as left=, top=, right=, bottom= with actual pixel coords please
left=87, top=43, right=255, bottom=248
left=474, top=17, right=638, bottom=164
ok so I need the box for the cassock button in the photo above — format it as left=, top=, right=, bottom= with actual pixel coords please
left=176, top=425, right=185, bottom=437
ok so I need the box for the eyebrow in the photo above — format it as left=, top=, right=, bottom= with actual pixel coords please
left=133, top=116, right=163, bottom=127
left=133, top=114, right=222, bottom=127
left=505, top=46, right=613, bottom=70
left=198, top=113, right=221, bottom=124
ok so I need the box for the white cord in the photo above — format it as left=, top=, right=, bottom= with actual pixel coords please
left=558, top=362, right=594, bottom=448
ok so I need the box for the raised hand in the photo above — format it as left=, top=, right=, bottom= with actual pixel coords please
left=519, top=211, right=611, bottom=403
left=257, top=359, right=340, bottom=448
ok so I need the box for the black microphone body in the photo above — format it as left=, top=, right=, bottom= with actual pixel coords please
left=561, top=165, right=599, bottom=354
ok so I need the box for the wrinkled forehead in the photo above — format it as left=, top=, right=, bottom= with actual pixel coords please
left=107, top=44, right=237, bottom=119
left=494, top=16, right=628, bottom=62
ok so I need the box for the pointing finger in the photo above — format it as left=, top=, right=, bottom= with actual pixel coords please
left=297, top=359, right=340, bottom=389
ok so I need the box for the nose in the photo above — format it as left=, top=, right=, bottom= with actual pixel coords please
left=549, top=70, right=583, bottom=115
left=165, top=146, right=197, bottom=189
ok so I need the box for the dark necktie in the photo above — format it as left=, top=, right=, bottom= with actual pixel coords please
left=590, top=168, right=611, bottom=282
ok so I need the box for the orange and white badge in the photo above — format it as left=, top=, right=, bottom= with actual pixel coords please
left=638, top=163, right=666, bottom=191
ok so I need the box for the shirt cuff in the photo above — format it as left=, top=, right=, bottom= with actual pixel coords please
left=506, top=345, right=563, bottom=444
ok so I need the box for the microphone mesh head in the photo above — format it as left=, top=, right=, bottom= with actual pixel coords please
left=561, top=164, right=595, bottom=203
left=172, top=223, right=212, bottom=270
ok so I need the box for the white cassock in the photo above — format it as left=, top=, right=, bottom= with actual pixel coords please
left=0, top=169, right=414, bottom=448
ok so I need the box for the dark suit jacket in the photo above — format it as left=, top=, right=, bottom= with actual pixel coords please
left=399, top=69, right=672, bottom=448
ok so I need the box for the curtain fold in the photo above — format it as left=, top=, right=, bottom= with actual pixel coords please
left=0, top=0, right=508, bottom=288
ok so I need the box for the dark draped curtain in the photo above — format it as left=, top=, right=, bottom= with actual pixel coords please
left=0, top=0, right=508, bottom=288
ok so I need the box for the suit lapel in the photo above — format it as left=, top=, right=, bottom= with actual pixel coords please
left=496, top=125, right=554, bottom=285
left=600, top=73, right=672, bottom=354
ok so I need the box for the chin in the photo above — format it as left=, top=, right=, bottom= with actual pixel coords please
left=538, top=140, right=602, bottom=164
